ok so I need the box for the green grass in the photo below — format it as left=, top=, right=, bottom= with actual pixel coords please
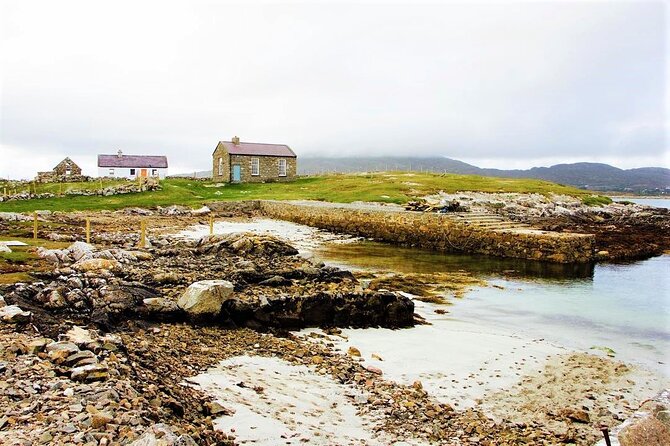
left=581, top=195, right=613, bottom=207
left=0, top=172, right=596, bottom=213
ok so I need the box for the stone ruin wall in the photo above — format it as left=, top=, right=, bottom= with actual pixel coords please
left=256, top=201, right=596, bottom=263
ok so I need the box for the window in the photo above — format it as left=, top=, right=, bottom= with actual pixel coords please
left=130, top=168, right=136, bottom=175
left=251, top=158, right=260, bottom=176
left=108, top=168, right=115, bottom=175
left=65, top=169, right=71, bottom=176
left=152, top=169, right=158, bottom=176
left=278, top=159, right=287, bottom=177
left=218, top=157, right=223, bottom=176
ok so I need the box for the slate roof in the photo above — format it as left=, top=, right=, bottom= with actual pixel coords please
left=216, top=141, right=296, bottom=157
left=98, top=154, right=168, bottom=168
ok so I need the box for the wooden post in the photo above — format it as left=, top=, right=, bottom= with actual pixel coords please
left=3, top=187, right=6, bottom=197
left=139, top=220, right=146, bottom=248
left=33, top=212, right=38, bottom=240
left=99, top=178, right=103, bottom=190
left=209, top=215, right=214, bottom=235
left=85, top=218, right=91, bottom=244
left=59, top=183, right=63, bottom=196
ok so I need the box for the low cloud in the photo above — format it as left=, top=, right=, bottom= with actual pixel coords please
left=1, top=1, right=667, bottom=179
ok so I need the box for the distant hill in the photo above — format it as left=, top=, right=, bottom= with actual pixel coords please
left=173, top=157, right=669, bottom=194
left=297, top=157, right=669, bottom=194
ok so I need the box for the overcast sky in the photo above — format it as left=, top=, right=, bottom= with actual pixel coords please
left=0, top=0, right=667, bottom=179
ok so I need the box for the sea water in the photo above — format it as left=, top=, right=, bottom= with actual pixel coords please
left=612, top=197, right=670, bottom=209
left=318, top=242, right=670, bottom=376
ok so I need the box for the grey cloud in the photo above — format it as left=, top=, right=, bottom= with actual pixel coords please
left=0, top=1, right=667, bottom=179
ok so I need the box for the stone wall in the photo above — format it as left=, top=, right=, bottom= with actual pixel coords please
left=259, top=201, right=596, bottom=263
left=212, top=149, right=231, bottom=182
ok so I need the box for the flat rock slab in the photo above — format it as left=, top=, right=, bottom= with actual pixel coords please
left=0, top=241, right=29, bottom=246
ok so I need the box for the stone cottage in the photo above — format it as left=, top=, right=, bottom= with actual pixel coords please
left=212, top=137, right=297, bottom=183
left=36, top=157, right=85, bottom=182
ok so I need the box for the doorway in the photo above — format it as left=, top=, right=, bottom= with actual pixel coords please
left=232, top=165, right=241, bottom=182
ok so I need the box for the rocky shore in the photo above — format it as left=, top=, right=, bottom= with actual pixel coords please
left=1, top=206, right=668, bottom=445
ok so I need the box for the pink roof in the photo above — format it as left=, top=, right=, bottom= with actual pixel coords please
left=98, top=154, right=168, bottom=168
left=217, top=141, right=296, bottom=157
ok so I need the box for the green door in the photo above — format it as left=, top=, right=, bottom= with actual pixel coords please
left=232, top=164, right=241, bottom=182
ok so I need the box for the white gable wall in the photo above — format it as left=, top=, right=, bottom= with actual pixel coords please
left=98, top=167, right=167, bottom=180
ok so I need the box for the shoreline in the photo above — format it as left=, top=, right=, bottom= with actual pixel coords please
left=1, top=208, right=669, bottom=445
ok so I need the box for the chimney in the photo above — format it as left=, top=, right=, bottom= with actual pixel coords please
left=117, top=150, right=123, bottom=158
left=232, top=136, right=240, bottom=145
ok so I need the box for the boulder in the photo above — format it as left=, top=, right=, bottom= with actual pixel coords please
left=191, top=205, right=211, bottom=216
left=46, top=341, right=80, bottom=363
left=0, top=212, right=31, bottom=222
left=63, top=326, right=95, bottom=347
left=143, top=297, right=179, bottom=313
left=0, top=245, right=11, bottom=253
left=72, top=258, right=121, bottom=272
left=36, top=247, right=64, bottom=264
left=177, top=280, right=234, bottom=316
left=70, top=363, right=109, bottom=381
left=559, top=407, right=590, bottom=423
left=152, top=272, right=181, bottom=284
left=68, top=241, right=95, bottom=261
left=158, top=205, right=192, bottom=216
left=0, top=294, right=5, bottom=308
left=619, top=416, right=670, bottom=446
left=0, top=305, right=31, bottom=323
left=197, top=232, right=298, bottom=256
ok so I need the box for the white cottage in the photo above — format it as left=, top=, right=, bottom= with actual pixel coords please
left=97, top=150, right=168, bottom=179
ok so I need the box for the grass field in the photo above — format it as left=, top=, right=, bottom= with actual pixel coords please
left=0, top=172, right=595, bottom=213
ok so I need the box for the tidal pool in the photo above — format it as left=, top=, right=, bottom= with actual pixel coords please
left=316, top=241, right=670, bottom=376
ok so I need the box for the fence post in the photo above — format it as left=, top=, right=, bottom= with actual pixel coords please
left=33, top=212, right=38, bottom=240
left=85, top=218, right=91, bottom=244
left=59, top=183, right=63, bottom=196
left=99, top=178, right=103, bottom=191
left=209, top=215, right=214, bottom=235
left=139, top=220, right=146, bottom=248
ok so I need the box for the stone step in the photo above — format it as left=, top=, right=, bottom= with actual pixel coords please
left=450, top=217, right=509, bottom=223
left=468, top=224, right=527, bottom=230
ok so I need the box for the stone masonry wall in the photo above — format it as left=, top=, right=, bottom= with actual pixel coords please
left=228, top=155, right=297, bottom=183
left=258, top=201, right=596, bottom=263
left=212, top=150, right=231, bottom=183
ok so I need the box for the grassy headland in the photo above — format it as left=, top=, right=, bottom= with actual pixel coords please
left=0, top=172, right=594, bottom=213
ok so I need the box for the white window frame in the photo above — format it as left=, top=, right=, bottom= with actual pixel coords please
left=108, top=168, right=115, bottom=175
left=218, top=158, right=223, bottom=176
left=152, top=169, right=158, bottom=176
left=251, top=158, right=260, bottom=176
left=278, top=158, right=287, bottom=177
left=130, top=168, right=136, bottom=176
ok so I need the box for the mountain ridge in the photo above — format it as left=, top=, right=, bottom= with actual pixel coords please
left=174, top=157, right=669, bottom=194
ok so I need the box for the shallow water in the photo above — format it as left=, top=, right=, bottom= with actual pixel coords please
left=612, top=197, right=670, bottom=209
left=317, top=242, right=670, bottom=375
